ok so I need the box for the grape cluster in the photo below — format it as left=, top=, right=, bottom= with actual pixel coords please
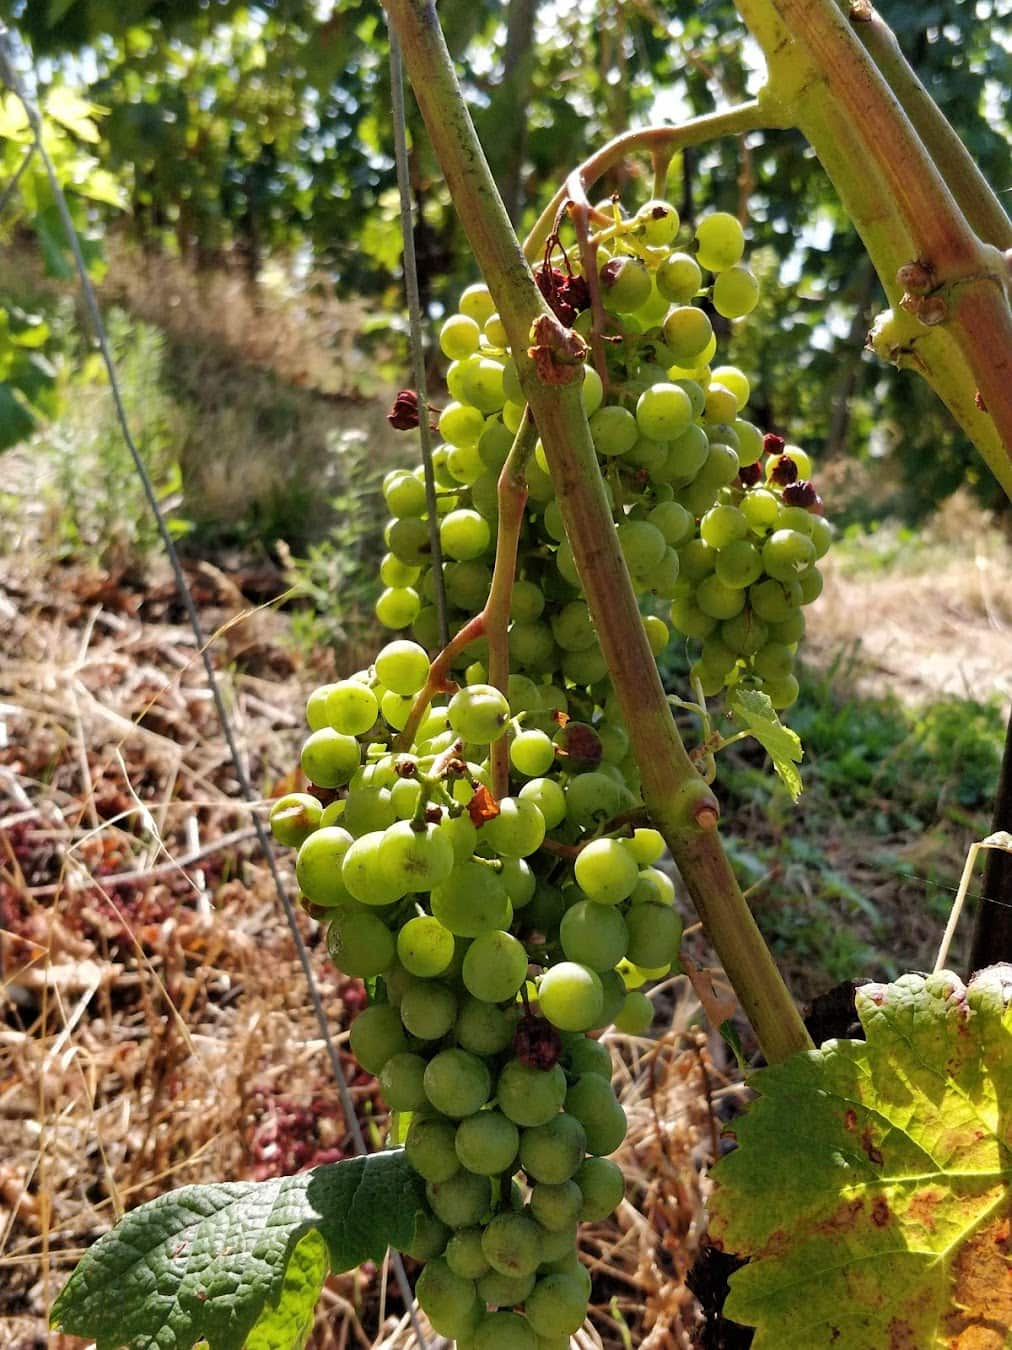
left=271, top=197, right=831, bottom=1346
left=272, top=650, right=671, bottom=1346
left=380, top=201, right=828, bottom=711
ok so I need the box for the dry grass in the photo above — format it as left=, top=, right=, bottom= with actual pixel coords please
left=0, top=549, right=726, bottom=1350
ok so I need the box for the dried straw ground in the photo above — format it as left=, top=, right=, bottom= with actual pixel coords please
left=1, top=554, right=735, bottom=1350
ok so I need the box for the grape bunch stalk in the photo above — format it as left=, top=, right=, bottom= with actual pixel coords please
left=270, top=196, right=832, bottom=1348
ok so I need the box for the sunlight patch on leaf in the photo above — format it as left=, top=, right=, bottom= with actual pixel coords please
left=729, top=689, right=803, bottom=801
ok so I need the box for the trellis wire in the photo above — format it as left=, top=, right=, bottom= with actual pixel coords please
left=0, top=26, right=427, bottom=1344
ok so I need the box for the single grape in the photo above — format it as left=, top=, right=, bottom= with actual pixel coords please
left=463, top=929, right=530, bottom=1003
left=565, top=1073, right=628, bottom=1156
left=375, top=639, right=430, bottom=695
left=713, top=265, right=759, bottom=318
left=573, top=838, right=640, bottom=905
left=406, top=1115, right=460, bottom=1183
left=475, top=1270, right=537, bottom=1311
left=529, top=1179, right=583, bottom=1232
left=472, top=1311, right=537, bottom=1350
left=269, top=792, right=322, bottom=848
left=375, top=586, right=422, bottom=630
left=600, top=254, right=652, bottom=313
left=456, top=996, right=516, bottom=1055
left=378, top=1051, right=428, bottom=1111
left=448, top=683, right=511, bottom=743
left=496, top=1059, right=568, bottom=1127
left=524, top=1273, right=589, bottom=1338
left=560, top=900, right=629, bottom=970
left=427, top=1170, right=493, bottom=1228
left=662, top=306, right=714, bottom=364
left=341, top=831, right=408, bottom=906
left=481, top=796, right=546, bottom=858
left=482, top=1211, right=544, bottom=1279
left=432, top=860, right=513, bottom=937
left=656, top=250, right=702, bottom=303
left=574, top=1155, right=626, bottom=1220
left=378, top=819, right=454, bottom=894
left=613, top=990, right=654, bottom=1034
left=635, top=382, right=693, bottom=441
left=326, top=910, right=395, bottom=978
left=565, top=1035, right=613, bottom=1080
left=348, top=1003, right=408, bottom=1075
left=625, top=902, right=682, bottom=968
left=397, top=914, right=455, bottom=978
left=589, top=404, right=639, bottom=456
left=300, top=728, right=360, bottom=788
left=295, top=826, right=354, bottom=907
left=446, top=1226, right=492, bottom=1280
left=695, top=211, right=745, bottom=271
left=441, top=508, right=492, bottom=561
left=510, top=728, right=556, bottom=778
left=538, top=962, right=604, bottom=1033
left=519, top=1112, right=587, bottom=1184
left=455, top=1109, right=520, bottom=1175
left=424, top=1048, right=492, bottom=1118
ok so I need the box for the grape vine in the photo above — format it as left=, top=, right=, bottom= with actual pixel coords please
left=268, top=194, right=832, bottom=1346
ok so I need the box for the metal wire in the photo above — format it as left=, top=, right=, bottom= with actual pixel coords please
left=389, top=30, right=449, bottom=650
left=0, top=26, right=426, bottom=1342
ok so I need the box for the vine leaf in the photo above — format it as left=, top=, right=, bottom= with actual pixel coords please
left=50, top=1149, right=425, bottom=1350
left=709, top=967, right=1012, bottom=1349
left=728, top=689, right=803, bottom=801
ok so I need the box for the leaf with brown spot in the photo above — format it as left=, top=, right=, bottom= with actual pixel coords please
left=710, top=967, right=1012, bottom=1349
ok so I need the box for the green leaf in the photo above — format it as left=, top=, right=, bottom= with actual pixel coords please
left=244, top=1230, right=327, bottom=1350
left=710, top=967, right=1012, bottom=1349
left=51, top=1149, right=425, bottom=1350
left=729, top=689, right=803, bottom=801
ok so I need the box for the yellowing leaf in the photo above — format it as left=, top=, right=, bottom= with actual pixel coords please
left=710, top=966, right=1012, bottom=1349
left=44, top=87, right=106, bottom=143
left=0, top=93, right=31, bottom=142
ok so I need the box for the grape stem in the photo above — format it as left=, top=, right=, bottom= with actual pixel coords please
left=488, top=411, right=538, bottom=799
left=383, top=0, right=813, bottom=1064
left=395, top=413, right=537, bottom=788
left=524, top=103, right=776, bottom=264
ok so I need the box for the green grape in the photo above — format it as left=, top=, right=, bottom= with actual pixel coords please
left=459, top=283, right=496, bottom=325
left=456, top=996, right=516, bottom=1055
left=617, top=519, right=666, bottom=576
left=348, top=1003, right=408, bottom=1075
left=463, top=929, right=529, bottom=1003
left=734, top=418, right=765, bottom=466
left=635, top=382, right=693, bottom=441
left=624, top=827, right=665, bottom=865
left=305, top=683, right=336, bottom=731
left=378, top=819, right=454, bottom=894
left=648, top=500, right=694, bottom=547
left=380, top=689, right=414, bottom=730
left=511, top=578, right=546, bottom=621
left=341, top=831, right=407, bottom=906
left=471, top=1311, right=537, bottom=1350
left=597, top=722, right=630, bottom=765
left=713, top=265, right=759, bottom=318
left=446, top=1226, right=492, bottom=1280
left=765, top=672, right=800, bottom=709
left=478, top=417, right=514, bottom=473
left=753, top=641, right=795, bottom=682
left=448, top=683, right=511, bottom=743
left=661, top=423, right=709, bottom=480
left=695, top=211, right=745, bottom=271
left=525, top=1274, right=589, bottom=1338
left=440, top=312, right=482, bottom=360
left=600, top=254, right=652, bottom=313
left=778, top=504, right=816, bottom=535
left=564, top=771, right=621, bottom=831
left=560, top=900, right=629, bottom=970
left=715, top=539, right=764, bottom=588
left=440, top=810, right=479, bottom=861
left=445, top=559, right=492, bottom=611
left=561, top=644, right=608, bottom=686
left=550, top=600, right=596, bottom=652
left=629, top=865, right=676, bottom=905
left=625, top=902, right=682, bottom=968
left=458, top=356, right=507, bottom=414
left=509, top=619, right=559, bottom=672
left=613, top=990, right=654, bottom=1034
left=440, top=400, right=486, bottom=447
left=441, top=508, right=491, bottom=561
left=678, top=539, right=718, bottom=581
left=481, top=796, right=546, bottom=858
left=401, top=1208, right=451, bottom=1261
left=300, top=727, right=360, bottom=788
left=417, top=1257, right=482, bottom=1339
left=574, top=838, right=640, bottom=905
left=424, top=1048, right=492, bottom=1118
left=378, top=1051, right=428, bottom=1111
left=636, top=197, right=680, bottom=244
left=589, top=404, right=639, bottom=456
left=530, top=1179, right=583, bottom=1232
left=580, top=363, right=604, bottom=415
left=565, top=1073, right=628, bottom=1156
left=432, top=860, right=512, bottom=937
left=496, top=1059, right=568, bottom=1127
left=375, top=639, right=430, bottom=695
left=700, top=504, right=748, bottom=550
left=427, top=1170, right=493, bottom=1228
left=519, top=1112, right=587, bottom=1184
left=565, top=1035, right=613, bottom=1080
left=386, top=515, right=431, bottom=564
left=594, top=968, right=628, bottom=1028
left=476, top=1269, right=537, bottom=1310
left=400, top=979, right=458, bottom=1040
left=342, top=785, right=396, bottom=834
left=325, top=910, right=395, bottom=978
left=741, top=488, right=780, bottom=532
left=669, top=594, right=717, bottom=640
left=797, top=565, right=823, bottom=604
left=662, top=306, right=714, bottom=363
left=524, top=880, right=566, bottom=934
left=767, top=609, right=806, bottom=645
left=750, top=576, right=803, bottom=623
left=397, top=914, right=455, bottom=978
left=762, top=528, right=817, bottom=581
left=499, top=856, right=537, bottom=908
left=375, top=586, right=421, bottom=630
left=538, top=962, right=604, bottom=1032
left=696, top=574, right=746, bottom=621
left=295, top=826, right=354, bottom=907
left=574, top=1156, right=626, bottom=1221
left=406, top=1115, right=461, bottom=1183
left=809, top=513, right=833, bottom=559
left=482, top=1211, right=544, bottom=1279
left=510, top=729, right=556, bottom=777
left=656, top=250, right=702, bottom=303
left=269, top=792, right=322, bottom=848
left=455, top=1109, right=520, bottom=1175
left=535, top=1220, right=579, bottom=1264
